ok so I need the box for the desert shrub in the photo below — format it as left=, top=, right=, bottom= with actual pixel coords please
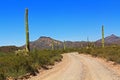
left=30, top=50, right=62, bottom=66
left=0, top=54, right=34, bottom=79
left=78, top=46, right=120, bottom=64
left=0, top=49, right=63, bottom=79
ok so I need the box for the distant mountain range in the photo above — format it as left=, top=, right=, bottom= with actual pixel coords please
left=28, top=34, right=120, bottom=50
left=1, top=34, right=120, bottom=52
left=29, top=36, right=89, bottom=50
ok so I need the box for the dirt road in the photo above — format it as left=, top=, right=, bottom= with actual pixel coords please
left=28, top=52, right=120, bottom=80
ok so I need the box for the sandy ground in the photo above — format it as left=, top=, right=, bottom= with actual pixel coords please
left=27, top=52, right=120, bottom=80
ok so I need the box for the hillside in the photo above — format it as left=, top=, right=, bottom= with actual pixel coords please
left=0, top=46, right=21, bottom=53
left=26, top=34, right=120, bottom=50
left=29, top=36, right=91, bottom=49
left=30, top=36, right=63, bottom=49
left=96, top=34, right=120, bottom=46
left=3, top=34, right=119, bottom=50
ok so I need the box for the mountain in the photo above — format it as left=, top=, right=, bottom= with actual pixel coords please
left=25, top=34, right=120, bottom=50
left=29, top=36, right=88, bottom=50
left=96, top=34, right=120, bottom=45
left=1, top=34, right=120, bottom=52
left=30, top=36, right=63, bottom=49
left=0, top=46, right=21, bottom=53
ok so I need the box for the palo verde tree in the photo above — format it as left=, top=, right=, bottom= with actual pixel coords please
left=102, top=25, right=105, bottom=48
left=25, top=8, right=30, bottom=52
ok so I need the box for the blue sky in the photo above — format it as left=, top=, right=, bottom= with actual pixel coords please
left=0, top=0, right=120, bottom=46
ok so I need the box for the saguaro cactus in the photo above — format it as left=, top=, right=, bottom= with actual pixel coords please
left=25, top=8, right=30, bottom=52
left=63, top=40, right=66, bottom=50
left=102, top=25, right=105, bottom=48
left=86, top=37, right=89, bottom=49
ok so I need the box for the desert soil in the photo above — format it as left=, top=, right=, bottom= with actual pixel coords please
left=28, top=52, right=120, bottom=80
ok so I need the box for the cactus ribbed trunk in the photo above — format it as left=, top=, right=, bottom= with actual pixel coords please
left=25, top=8, right=30, bottom=52
left=102, top=25, right=105, bottom=48
left=63, top=40, right=66, bottom=50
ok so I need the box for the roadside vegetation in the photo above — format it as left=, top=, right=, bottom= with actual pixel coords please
left=78, top=46, right=120, bottom=64
left=1, top=46, right=120, bottom=79
left=0, top=50, right=62, bottom=80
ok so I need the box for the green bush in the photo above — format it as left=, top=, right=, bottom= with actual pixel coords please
left=0, top=50, right=63, bottom=79
left=78, top=46, right=120, bottom=64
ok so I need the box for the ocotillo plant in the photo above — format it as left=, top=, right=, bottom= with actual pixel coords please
left=102, top=25, right=105, bottom=48
left=63, top=40, right=66, bottom=50
left=52, top=40, right=54, bottom=50
left=25, top=8, right=30, bottom=52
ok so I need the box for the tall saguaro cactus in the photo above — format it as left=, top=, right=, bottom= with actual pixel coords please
left=102, top=25, right=105, bottom=48
left=25, top=8, right=30, bottom=52
left=63, top=40, right=66, bottom=50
